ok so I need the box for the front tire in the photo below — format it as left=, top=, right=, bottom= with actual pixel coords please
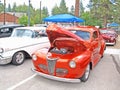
left=80, top=64, right=90, bottom=82
left=12, top=51, right=25, bottom=65
left=113, top=39, right=116, bottom=46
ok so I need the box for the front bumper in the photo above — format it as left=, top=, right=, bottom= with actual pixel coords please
left=0, top=56, right=12, bottom=65
left=32, top=68, right=81, bottom=83
left=105, top=42, right=116, bottom=45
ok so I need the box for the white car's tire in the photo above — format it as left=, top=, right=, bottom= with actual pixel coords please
left=12, top=51, right=25, bottom=65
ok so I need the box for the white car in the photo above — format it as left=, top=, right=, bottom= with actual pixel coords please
left=0, top=26, right=50, bottom=65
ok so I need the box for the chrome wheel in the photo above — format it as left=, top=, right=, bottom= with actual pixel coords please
left=12, top=52, right=25, bottom=65
left=84, top=64, right=90, bottom=79
left=81, top=64, right=90, bottom=82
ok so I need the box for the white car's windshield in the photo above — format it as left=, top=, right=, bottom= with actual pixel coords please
left=11, top=29, right=33, bottom=38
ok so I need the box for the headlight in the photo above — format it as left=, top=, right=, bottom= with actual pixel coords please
left=69, top=60, right=76, bottom=68
left=0, top=48, right=4, bottom=53
left=32, top=55, right=37, bottom=61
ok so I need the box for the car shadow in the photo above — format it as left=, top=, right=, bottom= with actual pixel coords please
left=110, top=54, right=120, bottom=74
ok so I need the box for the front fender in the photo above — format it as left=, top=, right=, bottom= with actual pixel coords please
left=74, top=50, right=91, bottom=70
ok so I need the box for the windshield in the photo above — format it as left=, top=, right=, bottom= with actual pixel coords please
left=100, top=30, right=107, bottom=33
left=70, top=30, right=90, bottom=40
left=11, top=29, right=33, bottom=38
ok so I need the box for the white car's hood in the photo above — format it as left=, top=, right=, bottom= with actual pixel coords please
left=0, top=37, right=49, bottom=49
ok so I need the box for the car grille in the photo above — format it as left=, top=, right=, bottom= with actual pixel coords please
left=38, top=64, right=68, bottom=76
left=105, top=40, right=109, bottom=42
left=46, top=56, right=59, bottom=75
left=39, top=64, right=47, bottom=72
left=56, top=68, right=68, bottom=76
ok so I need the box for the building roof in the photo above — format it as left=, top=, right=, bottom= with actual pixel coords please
left=0, top=12, right=26, bottom=18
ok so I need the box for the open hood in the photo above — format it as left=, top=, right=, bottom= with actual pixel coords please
left=46, top=23, right=84, bottom=46
left=49, top=37, right=87, bottom=54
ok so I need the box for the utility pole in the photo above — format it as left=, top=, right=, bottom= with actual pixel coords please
left=40, top=1, right=41, bottom=24
left=75, top=0, right=80, bottom=17
left=4, top=0, right=6, bottom=25
left=28, top=0, right=30, bottom=26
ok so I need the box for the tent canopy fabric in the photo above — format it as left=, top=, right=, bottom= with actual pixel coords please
left=108, top=22, right=119, bottom=27
left=43, top=14, right=84, bottom=23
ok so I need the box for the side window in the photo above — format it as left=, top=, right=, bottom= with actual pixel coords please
left=1, top=28, right=10, bottom=33
left=34, top=31, right=41, bottom=38
left=93, top=31, right=98, bottom=39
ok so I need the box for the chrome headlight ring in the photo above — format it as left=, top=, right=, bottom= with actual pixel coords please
left=69, top=60, right=76, bottom=68
left=0, top=48, right=4, bottom=53
left=32, top=54, right=37, bottom=61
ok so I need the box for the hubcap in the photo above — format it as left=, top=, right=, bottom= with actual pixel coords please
left=85, top=64, right=90, bottom=79
left=16, top=52, right=24, bottom=64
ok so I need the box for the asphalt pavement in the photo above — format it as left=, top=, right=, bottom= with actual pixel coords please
left=0, top=51, right=120, bottom=90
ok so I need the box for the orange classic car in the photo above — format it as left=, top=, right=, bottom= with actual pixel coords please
left=32, top=23, right=106, bottom=83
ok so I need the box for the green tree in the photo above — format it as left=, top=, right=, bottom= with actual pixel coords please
left=42, top=7, right=49, bottom=18
left=18, top=15, right=34, bottom=26
left=70, top=5, right=75, bottom=15
left=110, top=1, right=120, bottom=23
left=18, top=15, right=28, bottom=26
left=80, top=0, right=84, bottom=16
left=10, top=2, right=49, bottom=25
left=33, top=7, right=49, bottom=24
left=51, top=0, right=68, bottom=15
left=33, top=9, right=42, bottom=24
left=59, top=0, right=68, bottom=14
left=0, top=3, right=4, bottom=13
left=81, top=12, right=102, bottom=27
left=41, top=7, right=49, bottom=22
left=15, top=3, right=28, bottom=13
left=51, top=4, right=61, bottom=15
left=8, top=4, right=12, bottom=12
left=88, top=0, right=120, bottom=27
left=33, top=11, right=40, bottom=24
left=12, top=2, right=17, bottom=12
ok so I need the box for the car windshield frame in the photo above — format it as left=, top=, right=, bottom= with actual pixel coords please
left=70, top=30, right=90, bottom=40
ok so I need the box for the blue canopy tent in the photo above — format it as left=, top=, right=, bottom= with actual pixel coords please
left=108, top=22, right=119, bottom=27
left=43, top=14, right=84, bottom=23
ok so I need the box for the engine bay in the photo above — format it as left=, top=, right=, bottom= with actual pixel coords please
left=50, top=47, right=74, bottom=54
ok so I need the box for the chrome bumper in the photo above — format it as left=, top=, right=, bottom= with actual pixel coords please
left=0, top=56, right=12, bottom=65
left=106, top=42, right=115, bottom=45
left=32, top=68, right=81, bottom=83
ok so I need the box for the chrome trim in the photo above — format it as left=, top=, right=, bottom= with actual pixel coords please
left=32, top=68, right=81, bottom=83
left=105, top=42, right=115, bottom=45
left=4, top=41, right=49, bottom=52
left=46, top=55, right=59, bottom=61
left=39, top=64, right=47, bottom=71
left=46, top=55, right=59, bottom=75
left=0, top=56, right=12, bottom=65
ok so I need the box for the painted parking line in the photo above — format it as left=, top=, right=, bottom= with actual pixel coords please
left=7, top=74, right=37, bottom=90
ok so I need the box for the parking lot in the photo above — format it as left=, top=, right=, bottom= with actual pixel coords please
left=0, top=51, right=120, bottom=90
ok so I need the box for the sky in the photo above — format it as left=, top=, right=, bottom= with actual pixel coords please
left=0, top=0, right=89, bottom=12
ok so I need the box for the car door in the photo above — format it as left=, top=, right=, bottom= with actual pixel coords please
left=91, top=31, right=101, bottom=66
